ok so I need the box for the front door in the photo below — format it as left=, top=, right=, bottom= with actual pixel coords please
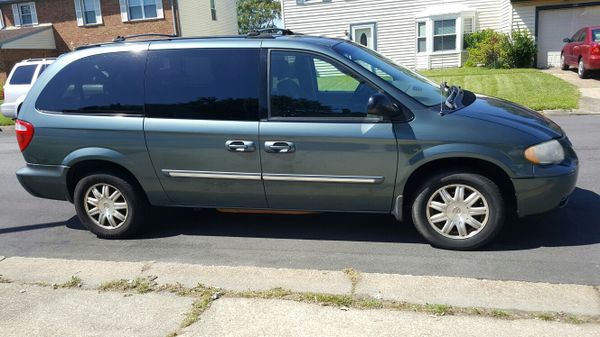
left=351, top=23, right=376, bottom=50
left=143, top=47, right=267, bottom=208
left=260, top=50, right=397, bottom=212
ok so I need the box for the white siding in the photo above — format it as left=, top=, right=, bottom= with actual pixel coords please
left=511, top=0, right=593, bottom=34
left=2, top=27, right=56, bottom=49
left=178, top=0, right=238, bottom=36
left=283, top=0, right=511, bottom=69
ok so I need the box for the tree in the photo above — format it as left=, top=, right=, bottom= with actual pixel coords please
left=237, top=0, right=281, bottom=34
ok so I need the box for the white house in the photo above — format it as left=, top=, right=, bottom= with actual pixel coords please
left=178, top=0, right=239, bottom=36
left=282, top=0, right=600, bottom=69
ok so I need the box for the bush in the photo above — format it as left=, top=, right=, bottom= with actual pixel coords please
left=503, top=30, right=537, bottom=68
left=465, top=29, right=508, bottom=68
left=465, top=29, right=537, bottom=69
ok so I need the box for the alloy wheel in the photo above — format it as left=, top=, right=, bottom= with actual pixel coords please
left=84, top=183, right=129, bottom=230
left=426, top=184, right=489, bottom=239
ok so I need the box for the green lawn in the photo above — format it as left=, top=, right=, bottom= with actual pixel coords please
left=418, top=68, right=579, bottom=111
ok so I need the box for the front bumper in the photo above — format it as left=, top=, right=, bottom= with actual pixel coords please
left=16, top=164, right=70, bottom=201
left=1, top=102, right=17, bottom=119
left=512, top=166, right=578, bottom=217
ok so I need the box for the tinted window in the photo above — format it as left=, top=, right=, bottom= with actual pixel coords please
left=145, top=49, right=260, bottom=121
left=593, top=29, right=600, bottom=42
left=38, top=64, right=49, bottom=76
left=9, top=65, right=37, bottom=85
left=36, top=52, right=145, bottom=114
left=579, top=30, right=587, bottom=42
left=270, top=51, right=377, bottom=118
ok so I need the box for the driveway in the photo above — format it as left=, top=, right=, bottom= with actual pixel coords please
left=544, top=68, right=600, bottom=113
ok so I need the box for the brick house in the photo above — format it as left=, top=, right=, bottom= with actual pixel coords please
left=0, top=0, right=238, bottom=83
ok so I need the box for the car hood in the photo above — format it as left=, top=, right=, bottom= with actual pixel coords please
left=455, top=94, right=564, bottom=140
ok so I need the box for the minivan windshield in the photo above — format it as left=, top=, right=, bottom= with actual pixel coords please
left=333, top=42, right=445, bottom=107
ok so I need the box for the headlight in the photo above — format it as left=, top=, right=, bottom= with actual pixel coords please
left=524, top=139, right=565, bottom=165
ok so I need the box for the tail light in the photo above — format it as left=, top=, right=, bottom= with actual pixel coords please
left=591, top=44, right=600, bottom=55
left=15, top=119, right=34, bottom=152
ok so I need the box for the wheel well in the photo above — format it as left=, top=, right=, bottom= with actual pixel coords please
left=402, top=158, right=516, bottom=211
left=66, top=160, right=147, bottom=202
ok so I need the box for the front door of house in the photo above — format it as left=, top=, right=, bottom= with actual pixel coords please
left=351, top=24, right=376, bottom=50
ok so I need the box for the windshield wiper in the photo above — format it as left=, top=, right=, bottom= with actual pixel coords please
left=440, top=82, right=464, bottom=113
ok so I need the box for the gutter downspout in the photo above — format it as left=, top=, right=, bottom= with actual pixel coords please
left=170, top=0, right=180, bottom=36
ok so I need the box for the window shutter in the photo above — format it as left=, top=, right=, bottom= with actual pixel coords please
left=156, top=0, right=164, bottom=19
left=74, top=0, right=84, bottom=26
left=118, top=0, right=128, bottom=22
left=30, top=3, right=38, bottom=25
left=463, top=17, right=474, bottom=34
left=94, top=0, right=103, bottom=24
left=12, top=4, right=21, bottom=26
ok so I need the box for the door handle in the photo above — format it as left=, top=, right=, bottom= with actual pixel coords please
left=225, top=140, right=256, bottom=152
left=265, top=141, right=295, bottom=153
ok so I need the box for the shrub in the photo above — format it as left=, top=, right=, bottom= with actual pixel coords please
left=465, top=29, right=537, bottom=69
left=503, top=29, right=537, bottom=68
left=465, top=29, right=509, bottom=68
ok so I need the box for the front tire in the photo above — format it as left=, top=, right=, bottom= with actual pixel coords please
left=74, top=173, right=147, bottom=239
left=411, top=172, right=505, bottom=250
left=560, top=54, right=569, bottom=70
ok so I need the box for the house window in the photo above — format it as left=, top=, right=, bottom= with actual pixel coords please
left=417, top=21, right=426, bottom=53
left=433, top=19, right=456, bottom=52
left=119, top=0, right=163, bottom=22
left=210, top=0, right=216, bottom=20
left=75, top=0, right=102, bottom=26
left=128, top=0, right=158, bottom=20
left=11, top=2, right=37, bottom=26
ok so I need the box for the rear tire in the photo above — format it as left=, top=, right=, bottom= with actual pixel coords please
left=560, top=54, right=569, bottom=71
left=578, top=59, right=589, bottom=79
left=74, top=173, right=147, bottom=239
left=411, top=172, right=505, bottom=250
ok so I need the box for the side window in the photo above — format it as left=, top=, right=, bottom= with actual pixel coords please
left=145, top=48, right=260, bottom=121
left=579, top=30, right=587, bottom=42
left=38, top=64, right=49, bottom=76
left=270, top=51, right=377, bottom=118
left=9, top=65, right=37, bottom=85
left=571, top=30, right=582, bottom=42
left=36, top=52, right=145, bottom=114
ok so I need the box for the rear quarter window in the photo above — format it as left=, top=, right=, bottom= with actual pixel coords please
left=35, top=51, right=145, bottom=115
left=9, top=65, right=37, bottom=85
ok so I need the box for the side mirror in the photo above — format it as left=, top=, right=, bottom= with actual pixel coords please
left=563, top=38, right=572, bottom=43
left=367, top=93, right=399, bottom=118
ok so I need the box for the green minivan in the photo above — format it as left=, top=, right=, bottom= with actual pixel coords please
left=14, top=31, right=578, bottom=250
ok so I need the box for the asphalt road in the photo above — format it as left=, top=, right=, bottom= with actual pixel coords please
left=1, top=115, right=599, bottom=285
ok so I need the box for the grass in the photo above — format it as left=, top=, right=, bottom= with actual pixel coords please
left=418, top=68, right=579, bottom=111
left=99, top=278, right=155, bottom=294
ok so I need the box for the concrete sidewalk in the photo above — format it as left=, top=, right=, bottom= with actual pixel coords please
left=0, top=256, right=599, bottom=337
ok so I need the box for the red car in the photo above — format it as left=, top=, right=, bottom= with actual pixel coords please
left=561, top=25, right=600, bottom=79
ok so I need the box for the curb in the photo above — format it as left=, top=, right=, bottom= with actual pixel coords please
left=0, top=256, right=598, bottom=317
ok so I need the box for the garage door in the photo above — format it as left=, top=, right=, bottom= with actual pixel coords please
left=538, top=5, right=600, bottom=68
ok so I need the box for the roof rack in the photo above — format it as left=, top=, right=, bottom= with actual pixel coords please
left=113, top=33, right=177, bottom=42
left=247, top=28, right=299, bottom=38
left=24, top=57, right=57, bottom=62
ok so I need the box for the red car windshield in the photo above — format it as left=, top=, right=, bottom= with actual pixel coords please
left=593, top=29, right=600, bottom=42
